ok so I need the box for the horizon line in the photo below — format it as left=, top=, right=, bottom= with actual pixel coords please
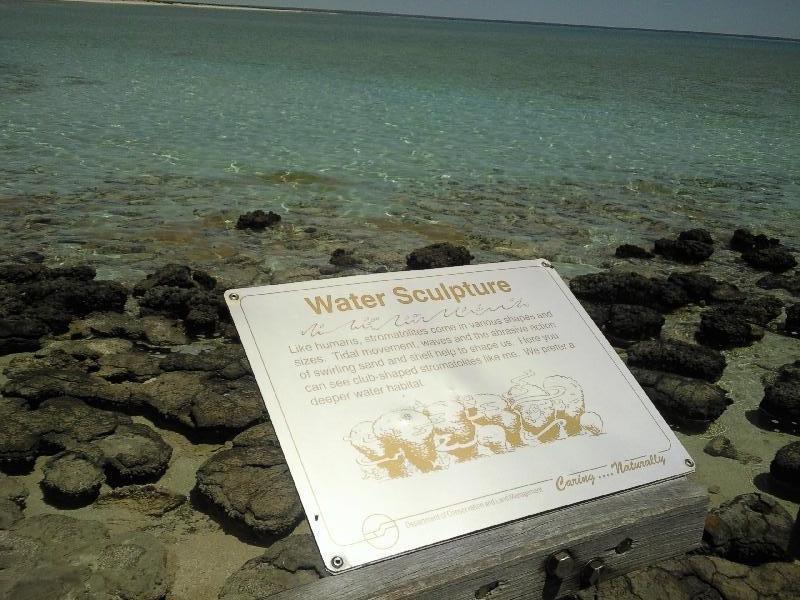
left=107, top=0, right=800, bottom=42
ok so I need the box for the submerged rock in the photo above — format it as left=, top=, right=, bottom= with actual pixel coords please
left=626, top=339, right=725, bottom=382
left=219, top=534, right=326, bottom=599
left=760, top=362, right=800, bottom=432
left=590, top=304, right=664, bottom=346
left=769, top=441, right=800, bottom=495
left=729, top=228, right=780, bottom=253
left=703, top=493, right=793, bottom=565
left=703, top=436, right=760, bottom=465
left=406, top=242, right=473, bottom=270
left=697, top=308, right=765, bottom=349
left=630, top=368, right=730, bottom=428
left=236, top=209, right=281, bottom=230
left=329, top=247, right=361, bottom=268
left=742, top=246, right=797, bottom=273
left=0, top=514, right=170, bottom=600
left=757, top=271, right=800, bottom=296
left=195, top=423, right=303, bottom=539
left=569, top=272, right=688, bottom=312
left=653, top=238, right=714, bottom=264
left=614, top=244, right=652, bottom=259
left=678, top=228, right=714, bottom=245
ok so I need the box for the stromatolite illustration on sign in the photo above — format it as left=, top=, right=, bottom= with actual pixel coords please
left=347, top=371, right=604, bottom=480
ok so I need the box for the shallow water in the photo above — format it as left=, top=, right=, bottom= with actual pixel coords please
left=2, top=0, right=800, bottom=282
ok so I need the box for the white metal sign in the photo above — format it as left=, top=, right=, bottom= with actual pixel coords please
left=226, top=260, right=694, bottom=573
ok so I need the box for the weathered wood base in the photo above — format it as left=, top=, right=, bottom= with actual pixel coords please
left=269, top=476, right=707, bottom=600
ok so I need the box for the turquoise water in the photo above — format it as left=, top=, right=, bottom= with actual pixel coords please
left=2, top=1, right=800, bottom=279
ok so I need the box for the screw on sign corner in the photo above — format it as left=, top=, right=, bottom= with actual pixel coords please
left=228, top=293, right=239, bottom=301
left=685, top=458, right=695, bottom=467
left=330, top=556, right=344, bottom=570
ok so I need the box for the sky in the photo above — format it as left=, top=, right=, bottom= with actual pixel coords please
left=203, top=0, right=800, bottom=39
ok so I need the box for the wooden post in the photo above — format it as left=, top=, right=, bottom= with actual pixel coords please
left=269, top=477, right=707, bottom=600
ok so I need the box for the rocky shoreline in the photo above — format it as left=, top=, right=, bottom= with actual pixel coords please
left=1, top=226, right=799, bottom=599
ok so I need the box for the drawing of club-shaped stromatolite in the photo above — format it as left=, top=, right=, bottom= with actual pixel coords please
left=347, top=421, right=408, bottom=479
left=471, top=394, right=523, bottom=447
left=419, top=399, right=477, bottom=461
left=373, top=409, right=437, bottom=473
left=543, top=375, right=586, bottom=435
left=475, top=424, right=512, bottom=455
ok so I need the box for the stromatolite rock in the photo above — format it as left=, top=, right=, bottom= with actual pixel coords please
left=626, top=339, right=725, bottom=382
left=195, top=423, right=303, bottom=539
left=329, top=248, right=361, bottom=268
left=770, top=440, right=800, bottom=495
left=653, top=238, right=714, bottom=264
left=696, top=294, right=784, bottom=349
left=630, top=368, right=730, bottom=428
left=742, top=246, right=797, bottom=273
left=784, top=303, right=800, bottom=337
left=614, top=244, right=652, bottom=259
left=159, top=344, right=250, bottom=380
left=0, top=263, right=128, bottom=355
left=96, top=352, right=162, bottom=382
left=41, top=450, right=105, bottom=505
left=0, top=396, right=131, bottom=473
left=569, top=271, right=688, bottom=312
left=702, top=436, right=760, bottom=465
left=134, top=264, right=225, bottom=336
left=759, top=360, right=800, bottom=432
left=757, top=271, right=800, bottom=296
left=0, top=514, right=170, bottom=600
left=95, top=485, right=185, bottom=517
left=41, top=423, right=172, bottom=506
left=137, top=370, right=265, bottom=437
left=678, top=228, right=714, bottom=245
left=219, top=534, right=326, bottom=599
left=406, top=242, right=473, bottom=270
left=729, top=228, right=780, bottom=253
left=573, top=553, right=800, bottom=600
left=0, top=474, right=28, bottom=528
left=667, top=272, right=745, bottom=304
left=236, top=209, right=281, bottom=230
left=68, top=311, right=189, bottom=346
left=703, top=493, right=793, bottom=564
left=589, top=304, right=664, bottom=346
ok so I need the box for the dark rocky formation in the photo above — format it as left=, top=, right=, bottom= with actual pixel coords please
left=236, top=209, right=281, bottom=230
left=654, top=238, right=714, bottom=264
left=569, top=272, right=689, bottom=313
left=0, top=514, right=170, bottom=599
left=742, top=246, right=797, bottom=273
left=195, top=423, right=303, bottom=540
left=759, top=361, right=800, bottom=432
left=729, top=228, right=780, bottom=253
left=96, top=352, right=162, bottom=382
left=698, top=310, right=765, bottom=349
left=406, top=242, right=473, bottom=270
left=40, top=422, right=172, bottom=506
left=586, top=303, right=664, bottom=346
left=41, top=450, right=105, bottom=505
left=757, top=271, right=800, bottom=296
left=614, top=244, right=652, bottom=259
left=0, top=396, right=131, bottom=473
left=666, top=272, right=745, bottom=304
left=626, top=339, right=725, bottom=382
left=159, top=345, right=250, bottom=380
left=329, top=248, right=361, bottom=268
left=0, top=473, right=28, bottom=528
left=0, top=262, right=128, bottom=355
left=572, top=553, right=800, bottom=600
left=678, top=228, right=714, bottom=245
left=703, top=436, right=760, bottom=465
left=136, top=369, right=264, bottom=438
left=784, top=303, right=800, bottom=337
left=630, top=368, right=730, bottom=428
left=219, top=534, right=326, bottom=599
left=68, top=312, right=189, bottom=347
left=703, top=493, right=793, bottom=565
left=133, top=264, right=225, bottom=336
left=769, top=441, right=800, bottom=495
left=95, top=484, right=185, bottom=517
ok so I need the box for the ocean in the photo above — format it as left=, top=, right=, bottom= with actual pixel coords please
left=2, top=0, right=799, bottom=281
